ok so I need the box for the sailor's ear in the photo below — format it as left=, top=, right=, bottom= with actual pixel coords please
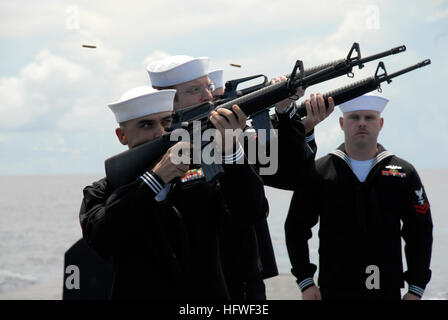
left=115, top=127, right=128, bottom=145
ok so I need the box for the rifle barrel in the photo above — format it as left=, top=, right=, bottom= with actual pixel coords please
left=383, top=59, right=431, bottom=82
left=293, top=45, right=407, bottom=88
left=358, top=45, right=406, bottom=65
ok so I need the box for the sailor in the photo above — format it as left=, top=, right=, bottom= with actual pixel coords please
left=285, top=94, right=433, bottom=300
left=147, top=55, right=334, bottom=299
left=79, top=86, right=267, bottom=299
left=147, top=56, right=270, bottom=299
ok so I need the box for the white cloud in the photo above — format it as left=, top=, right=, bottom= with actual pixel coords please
left=0, top=44, right=158, bottom=132
left=21, top=49, right=89, bottom=83
left=426, top=8, right=448, bottom=22
left=0, top=49, right=92, bottom=131
left=0, top=77, right=30, bottom=128
left=0, top=1, right=66, bottom=37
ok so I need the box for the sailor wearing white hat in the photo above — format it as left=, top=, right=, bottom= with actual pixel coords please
left=147, top=54, right=268, bottom=302
left=147, top=55, right=216, bottom=112
left=338, top=94, right=388, bottom=163
left=108, top=86, right=175, bottom=123
left=147, top=55, right=247, bottom=157
left=108, top=86, right=176, bottom=150
left=80, top=80, right=269, bottom=300
left=286, top=93, right=433, bottom=301
left=146, top=55, right=337, bottom=301
left=147, top=55, right=209, bottom=88
left=145, top=55, right=271, bottom=302
left=107, top=85, right=195, bottom=187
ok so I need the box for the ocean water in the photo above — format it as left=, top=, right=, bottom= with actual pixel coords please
left=0, top=171, right=446, bottom=299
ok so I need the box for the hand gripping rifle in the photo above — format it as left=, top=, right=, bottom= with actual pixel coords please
left=291, top=59, right=431, bottom=119
left=105, top=44, right=407, bottom=189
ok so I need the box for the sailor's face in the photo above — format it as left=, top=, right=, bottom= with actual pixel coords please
left=173, top=76, right=214, bottom=111
left=340, top=110, right=383, bottom=148
left=116, top=111, right=173, bottom=149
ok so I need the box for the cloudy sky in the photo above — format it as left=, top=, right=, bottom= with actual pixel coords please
left=1, top=0, right=447, bottom=174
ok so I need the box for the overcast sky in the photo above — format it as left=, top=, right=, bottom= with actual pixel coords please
left=1, top=0, right=447, bottom=174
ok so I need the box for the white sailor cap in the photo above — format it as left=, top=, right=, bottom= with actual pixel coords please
left=146, top=55, right=209, bottom=87
left=208, top=69, right=224, bottom=89
left=339, top=94, right=389, bottom=113
left=108, top=86, right=176, bottom=123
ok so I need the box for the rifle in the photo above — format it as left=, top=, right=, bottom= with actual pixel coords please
left=216, top=43, right=405, bottom=103
left=172, top=43, right=406, bottom=127
left=284, top=42, right=405, bottom=86
left=105, top=44, right=412, bottom=189
left=291, top=59, right=431, bottom=119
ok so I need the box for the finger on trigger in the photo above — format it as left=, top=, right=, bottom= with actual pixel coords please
left=232, top=104, right=247, bottom=119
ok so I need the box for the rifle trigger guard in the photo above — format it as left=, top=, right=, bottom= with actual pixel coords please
left=347, top=71, right=354, bottom=78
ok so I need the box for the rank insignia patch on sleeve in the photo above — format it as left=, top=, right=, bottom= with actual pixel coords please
left=413, top=187, right=429, bottom=214
left=414, top=201, right=429, bottom=214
